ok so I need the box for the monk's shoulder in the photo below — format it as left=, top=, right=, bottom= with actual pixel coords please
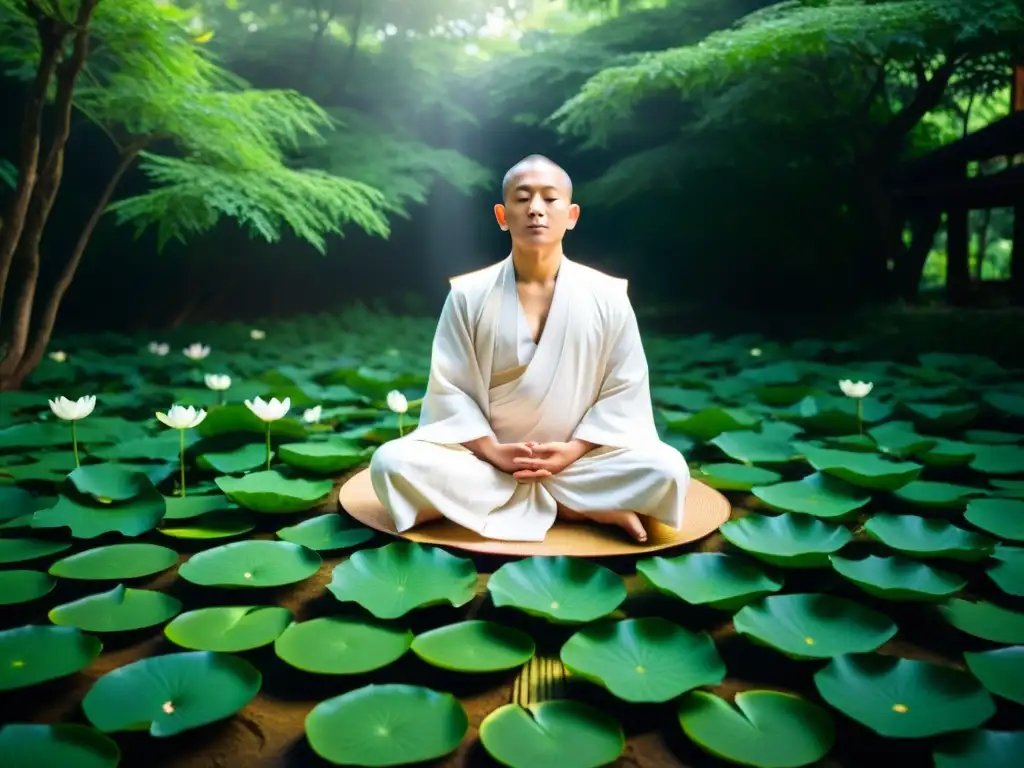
left=570, top=261, right=630, bottom=304
left=447, top=260, right=503, bottom=297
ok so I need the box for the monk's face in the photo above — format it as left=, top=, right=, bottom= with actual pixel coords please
left=494, top=163, right=580, bottom=246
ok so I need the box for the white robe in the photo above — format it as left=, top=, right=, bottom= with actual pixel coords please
left=370, top=255, right=690, bottom=542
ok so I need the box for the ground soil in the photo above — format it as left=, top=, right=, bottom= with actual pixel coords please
left=2, top=476, right=1018, bottom=768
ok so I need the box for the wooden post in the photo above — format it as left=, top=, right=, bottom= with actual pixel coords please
left=1013, top=65, right=1024, bottom=112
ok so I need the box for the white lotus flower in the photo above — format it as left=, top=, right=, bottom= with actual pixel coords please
left=386, top=390, right=408, bottom=414
left=303, top=405, right=322, bottom=424
left=204, top=373, right=231, bottom=391
left=48, top=350, right=67, bottom=363
left=48, top=395, right=96, bottom=421
left=250, top=329, right=266, bottom=340
left=156, top=404, right=207, bottom=430
left=148, top=342, right=170, bottom=356
left=183, top=343, right=210, bottom=360
left=839, top=380, right=874, bottom=399
left=749, top=347, right=762, bottom=357
left=245, top=396, right=290, bottom=422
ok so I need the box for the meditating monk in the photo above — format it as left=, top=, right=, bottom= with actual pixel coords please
left=370, top=154, right=690, bottom=543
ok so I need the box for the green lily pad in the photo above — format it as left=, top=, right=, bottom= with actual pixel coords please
left=179, top=540, right=321, bottom=587
left=814, top=654, right=996, bottom=738
left=970, top=444, right=1024, bottom=475
left=560, top=617, right=725, bottom=703
left=720, top=513, right=852, bottom=568
left=328, top=541, right=477, bottom=619
left=903, top=402, right=980, bottom=430
left=32, top=474, right=166, bottom=539
left=830, top=554, right=967, bottom=601
left=487, top=556, right=626, bottom=623
left=733, top=593, right=896, bottom=660
left=165, top=606, right=292, bottom=652
left=918, top=439, right=977, bottom=468
left=0, top=724, right=120, bottom=768
left=782, top=395, right=892, bottom=434
left=49, top=584, right=182, bottom=632
left=0, top=484, right=36, bottom=520
left=987, top=545, right=1024, bottom=596
left=964, top=498, right=1024, bottom=542
left=677, top=690, right=836, bottom=768
left=158, top=508, right=255, bottom=539
left=663, top=407, right=761, bottom=441
left=964, top=646, right=1024, bottom=705
left=799, top=446, right=922, bottom=491
left=82, top=650, right=262, bottom=737
left=893, top=481, right=986, bottom=509
left=983, top=391, right=1024, bottom=418
left=274, top=616, right=412, bottom=674
left=0, top=625, right=102, bottom=690
left=411, top=620, right=535, bottom=673
left=214, top=470, right=333, bottom=513
left=710, top=431, right=800, bottom=464
left=305, top=684, right=468, bottom=766
left=934, top=730, right=1024, bottom=768
left=195, top=443, right=268, bottom=474
left=277, top=440, right=370, bottom=473
left=752, top=472, right=870, bottom=519
left=863, top=514, right=995, bottom=561
left=637, top=552, right=784, bottom=610
left=276, top=513, right=374, bottom=551
left=0, top=536, right=72, bottom=564
left=49, top=543, right=179, bottom=580
left=696, top=463, right=783, bottom=491
left=0, top=569, right=56, bottom=604
left=937, top=598, right=1024, bottom=643
left=66, top=462, right=152, bottom=501
left=479, top=701, right=625, bottom=768
left=867, top=420, right=938, bottom=457
left=163, top=493, right=238, bottom=520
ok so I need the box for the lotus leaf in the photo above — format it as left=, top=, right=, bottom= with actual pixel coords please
left=799, top=446, right=922, bottom=490
left=274, top=616, right=412, bottom=674
left=560, top=617, right=725, bottom=703
left=829, top=554, right=966, bottom=601
left=93, top=430, right=198, bottom=463
left=305, top=684, right=468, bottom=766
left=934, top=730, right=1024, bottom=768
left=652, top=386, right=714, bottom=410
left=677, top=690, right=836, bottom=768
left=987, top=545, right=1024, bottom=596
left=165, top=606, right=292, bottom=652
left=937, top=598, right=1024, bottom=643
left=893, top=480, right=986, bottom=508
left=0, top=536, right=72, bottom=564
left=276, top=512, right=374, bottom=550
left=277, top=440, right=370, bottom=473
left=49, top=584, right=182, bottom=632
left=159, top=508, right=255, bottom=538
left=866, top=420, right=937, bottom=457
left=970, top=444, right=1024, bottom=475
left=32, top=480, right=166, bottom=539
left=662, top=407, right=761, bottom=441
left=178, top=540, right=321, bottom=587
left=214, top=470, right=333, bottom=513
left=487, top=556, right=626, bottom=623
left=82, top=651, right=262, bottom=737
left=637, top=552, right=783, bottom=610
left=752, top=472, right=870, bottom=519
left=733, top=593, right=896, bottom=660
left=0, top=724, right=120, bottom=768
left=862, top=514, right=995, bottom=561
left=49, top=543, right=179, bottom=580
left=964, top=646, right=1024, bottom=705
left=967, top=430, right=1023, bottom=444
left=412, top=620, right=535, bottom=672
left=328, top=541, right=477, bottom=619
left=195, top=443, right=268, bottom=474
left=0, top=624, right=102, bottom=690
left=696, top=463, right=783, bottom=491
left=0, top=484, right=35, bottom=520
left=66, top=462, right=152, bottom=501
left=964, top=498, right=1024, bottom=542
left=903, top=402, right=979, bottom=430
left=479, top=701, right=625, bottom=768
left=163, top=493, right=238, bottom=520
left=1, top=452, right=78, bottom=482
left=709, top=432, right=800, bottom=464
left=814, top=654, right=996, bottom=738
left=918, top=439, right=976, bottom=468
left=198, top=403, right=307, bottom=439
left=782, top=395, right=892, bottom=434
left=983, top=391, right=1024, bottom=418
left=0, top=569, right=55, bottom=604
left=720, top=513, right=852, bottom=568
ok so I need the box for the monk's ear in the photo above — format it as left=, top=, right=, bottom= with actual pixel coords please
left=565, top=203, right=581, bottom=230
left=493, top=204, right=509, bottom=231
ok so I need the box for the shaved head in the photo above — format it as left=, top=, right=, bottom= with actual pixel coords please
left=501, top=154, right=573, bottom=201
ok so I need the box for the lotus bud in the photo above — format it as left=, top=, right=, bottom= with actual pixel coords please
left=303, top=405, right=322, bottom=424
left=183, top=343, right=210, bottom=360
left=48, top=350, right=67, bottom=363
left=250, top=329, right=266, bottom=340
left=386, top=390, right=408, bottom=414
left=749, top=348, right=762, bottom=357
left=204, top=373, right=231, bottom=391
left=148, top=342, right=170, bottom=356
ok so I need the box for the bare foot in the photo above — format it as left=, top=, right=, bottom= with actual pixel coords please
left=557, top=504, right=648, bottom=543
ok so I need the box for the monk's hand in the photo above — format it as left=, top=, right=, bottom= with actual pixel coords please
left=487, top=441, right=535, bottom=475
left=512, top=440, right=591, bottom=480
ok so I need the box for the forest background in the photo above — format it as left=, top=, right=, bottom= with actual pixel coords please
left=0, top=0, right=1022, bottom=388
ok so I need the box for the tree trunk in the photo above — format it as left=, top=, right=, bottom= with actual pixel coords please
left=974, top=208, right=991, bottom=280
left=1011, top=202, right=1024, bottom=306
left=0, top=0, right=99, bottom=385
left=9, top=143, right=144, bottom=386
left=946, top=205, right=971, bottom=305
left=893, top=208, right=942, bottom=301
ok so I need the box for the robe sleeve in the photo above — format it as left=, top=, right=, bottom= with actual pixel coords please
left=410, top=287, right=496, bottom=446
left=571, top=285, right=659, bottom=449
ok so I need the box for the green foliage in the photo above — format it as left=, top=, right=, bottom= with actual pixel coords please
left=0, top=158, right=15, bottom=190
